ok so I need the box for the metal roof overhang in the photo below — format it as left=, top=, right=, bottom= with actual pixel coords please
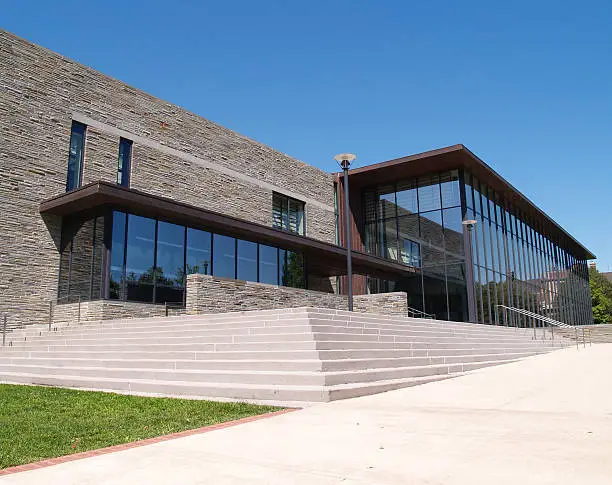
left=341, top=144, right=595, bottom=261
left=39, top=181, right=417, bottom=279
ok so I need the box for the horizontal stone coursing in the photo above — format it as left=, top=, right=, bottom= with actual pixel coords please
left=185, top=274, right=408, bottom=316
left=51, top=300, right=185, bottom=326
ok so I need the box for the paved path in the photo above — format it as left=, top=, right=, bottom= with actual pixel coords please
left=4, top=344, right=612, bottom=484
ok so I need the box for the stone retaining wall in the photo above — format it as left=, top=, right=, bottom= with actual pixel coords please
left=186, top=274, right=408, bottom=316
left=52, top=300, right=184, bottom=325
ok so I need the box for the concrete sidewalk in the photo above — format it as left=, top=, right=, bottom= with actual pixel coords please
left=3, top=344, right=612, bottom=484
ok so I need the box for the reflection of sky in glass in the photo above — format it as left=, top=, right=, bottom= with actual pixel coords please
left=237, top=240, right=257, bottom=281
left=259, top=244, right=278, bottom=285
left=157, top=221, right=184, bottom=279
left=126, top=215, right=155, bottom=276
left=213, top=234, right=236, bottom=278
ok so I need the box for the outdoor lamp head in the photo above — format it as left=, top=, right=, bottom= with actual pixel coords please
left=462, top=219, right=478, bottom=231
left=334, top=153, right=356, bottom=170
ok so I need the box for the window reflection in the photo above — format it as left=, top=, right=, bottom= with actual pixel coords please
left=213, top=234, right=236, bottom=279
left=237, top=240, right=257, bottom=282
left=156, top=221, right=185, bottom=303
left=259, top=245, right=278, bottom=285
left=186, top=228, right=211, bottom=275
left=125, top=215, right=155, bottom=302
left=105, top=211, right=306, bottom=304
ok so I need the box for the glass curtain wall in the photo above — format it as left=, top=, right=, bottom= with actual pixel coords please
left=58, top=215, right=106, bottom=302
left=108, top=211, right=306, bottom=304
left=363, top=170, right=468, bottom=321
left=463, top=172, right=593, bottom=326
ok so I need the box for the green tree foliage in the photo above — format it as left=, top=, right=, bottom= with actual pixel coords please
left=589, top=266, right=612, bottom=324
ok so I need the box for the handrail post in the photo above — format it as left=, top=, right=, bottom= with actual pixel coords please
left=77, top=295, right=81, bottom=324
left=48, top=300, right=53, bottom=331
left=582, top=328, right=586, bottom=348
left=2, top=314, right=6, bottom=347
left=575, top=327, right=579, bottom=351
left=533, top=315, right=536, bottom=340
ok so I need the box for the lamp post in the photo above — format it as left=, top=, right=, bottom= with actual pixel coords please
left=335, top=153, right=357, bottom=312
left=462, top=219, right=478, bottom=323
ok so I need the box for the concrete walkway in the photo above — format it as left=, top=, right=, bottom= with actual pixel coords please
left=3, top=344, right=612, bottom=485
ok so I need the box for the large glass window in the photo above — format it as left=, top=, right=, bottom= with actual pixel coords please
left=417, top=175, right=441, bottom=212
left=440, top=170, right=461, bottom=208
left=186, top=228, right=211, bottom=275
left=283, top=251, right=306, bottom=288
left=66, top=121, right=86, bottom=191
left=117, top=138, right=132, bottom=187
left=396, top=180, right=418, bottom=214
left=378, top=187, right=397, bottom=220
left=213, top=234, right=236, bottom=279
left=259, top=245, right=278, bottom=285
left=156, top=221, right=185, bottom=303
left=109, top=211, right=127, bottom=300
left=66, top=210, right=309, bottom=306
left=237, top=240, right=258, bottom=282
left=125, top=215, right=156, bottom=302
left=442, top=207, right=464, bottom=263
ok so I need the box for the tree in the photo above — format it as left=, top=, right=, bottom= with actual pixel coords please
left=589, top=266, right=612, bottom=324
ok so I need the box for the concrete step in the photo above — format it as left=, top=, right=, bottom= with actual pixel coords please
left=27, top=322, right=543, bottom=340
left=0, top=339, right=563, bottom=354
left=0, top=307, right=566, bottom=404
left=0, top=370, right=458, bottom=404
left=0, top=351, right=539, bottom=373
left=3, top=330, right=562, bottom=348
left=39, top=315, right=547, bottom=337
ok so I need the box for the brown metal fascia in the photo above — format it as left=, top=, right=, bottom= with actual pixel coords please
left=335, top=145, right=594, bottom=260
left=39, top=181, right=416, bottom=278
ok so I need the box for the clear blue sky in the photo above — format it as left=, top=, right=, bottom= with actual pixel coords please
left=3, top=1, right=611, bottom=268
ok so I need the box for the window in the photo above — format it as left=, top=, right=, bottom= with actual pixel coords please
left=259, top=245, right=278, bottom=285
left=156, top=221, right=185, bottom=303
left=237, top=240, right=258, bottom=281
left=273, top=193, right=305, bottom=235
left=105, top=210, right=307, bottom=304
left=66, top=121, right=86, bottom=191
left=213, top=234, right=236, bottom=278
left=125, top=215, right=156, bottom=302
left=109, top=211, right=127, bottom=299
left=186, top=228, right=211, bottom=275
left=400, top=239, right=421, bottom=267
left=117, top=138, right=132, bottom=187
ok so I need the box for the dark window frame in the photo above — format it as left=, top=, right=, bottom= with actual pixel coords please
left=66, top=121, right=86, bottom=192
left=117, top=138, right=133, bottom=187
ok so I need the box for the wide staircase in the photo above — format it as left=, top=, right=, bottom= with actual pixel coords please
left=0, top=307, right=570, bottom=406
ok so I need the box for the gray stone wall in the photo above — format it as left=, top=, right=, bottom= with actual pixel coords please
left=353, top=292, right=410, bottom=316
left=186, top=274, right=408, bottom=316
left=0, top=29, right=336, bottom=327
left=51, top=300, right=184, bottom=326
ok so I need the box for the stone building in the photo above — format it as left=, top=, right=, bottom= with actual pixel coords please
left=0, top=29, right=596, bottom=328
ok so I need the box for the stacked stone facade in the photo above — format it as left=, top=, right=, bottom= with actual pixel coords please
left=0, top=29, right=336, bottom=327
left=186, top=274, right=408, bottom=317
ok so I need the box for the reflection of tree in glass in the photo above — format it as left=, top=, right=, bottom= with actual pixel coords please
left=126, top=266, right=186, bottom=288
left=283, top=252, right=305, bottom=289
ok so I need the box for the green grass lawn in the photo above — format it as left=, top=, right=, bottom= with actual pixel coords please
left=0, top=384, right=280, bottom=469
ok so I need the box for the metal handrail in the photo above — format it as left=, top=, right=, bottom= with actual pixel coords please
left=164, top=301, right=186, bottom=317
left=497, top=304, right=591, bottom=349
left=406, top=306, right=436, bottom=319
left=49, top=294, right=83, bottom=329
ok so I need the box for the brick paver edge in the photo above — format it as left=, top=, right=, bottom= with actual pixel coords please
left=0, top=408, right=297, bottom=476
